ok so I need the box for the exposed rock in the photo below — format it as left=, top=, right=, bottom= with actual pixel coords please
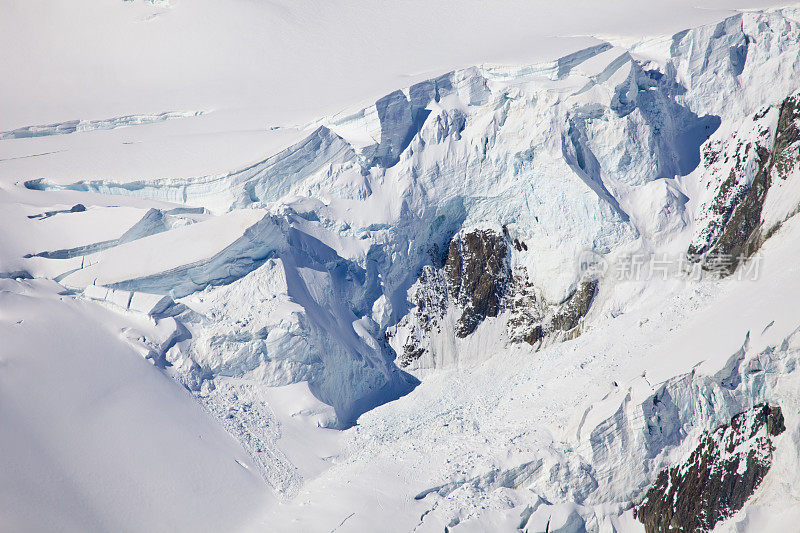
left=689, top=93, right=800, bottom=273
left=700, top=145, right=771, bottom=270
left=634, top=403, right=785, bottom=533
left=549, top=280, right=598, bottom=334
left=395, top=229, right=511, bottom=366
left=508, top=276, right=597, bottom=345
left=506, top=270, right=543, bottom=345
left=398, top=265, right=448, bottom=367
left=445, top=230, right=509, bottom=337
left=522, top=325, right=544, bottom=345
left=773, top=93, right=800, bottom=179
left=395, top=231, right=599, bottom=367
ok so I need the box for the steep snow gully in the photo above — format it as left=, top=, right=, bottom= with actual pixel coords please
left=7, top=7, right=800, bottom=532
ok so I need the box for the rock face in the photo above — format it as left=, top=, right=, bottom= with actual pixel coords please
left=634, top=403, right=785, bottom=533
left=549, top=280, right=598, bottom=334
left=444, top=230, right=509, bottom=337
left=506, top=270, right=543, bottom=345
left=773, top=94, right=800, bottom=178
left=508, top=276, right=598, bottom=345
left=394, top=229, right=511, bottom=367
left=394, top=229, right=599, bottom=367
left=689, top=93, right=800, bottom=273
left=693, top=142, right=771, bottom=268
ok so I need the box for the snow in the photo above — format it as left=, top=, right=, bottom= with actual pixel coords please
left=0, top=111, right=208, bottom=140
left=0, top=279, right=271, bottom=531
left=260, top=201, right=800, bottom=533
left=0, top=0, right=790, bottom=184
left=2, top=1, right=800, bottom=532
left=59, top=209, right=277, bottom=294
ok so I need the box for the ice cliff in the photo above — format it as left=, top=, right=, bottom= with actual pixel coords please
left=16, top=7, right=800, bottom=529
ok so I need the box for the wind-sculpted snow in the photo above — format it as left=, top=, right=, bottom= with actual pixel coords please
left=22, top=8, right=800, bottom=410
left=172, top=248, right=419, bottom=426
left=12, top=8, right=800, bottom=529
left=0, top=110, right=205, bottom=140
left=25, top=126, right=355, bottom=214
left=24, top=206, right=203, bottom=260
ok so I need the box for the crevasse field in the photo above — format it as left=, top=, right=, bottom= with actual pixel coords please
left=2, top=1, right=800, bottom=532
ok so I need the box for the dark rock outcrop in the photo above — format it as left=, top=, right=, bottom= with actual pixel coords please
left=549, top=279, right=598, bottom=333
left=444, top=230, right=510, bottom=337
left=773, top=93, right=800, bottom=179
left=634, top=403, right=785, bottom=533
left=693, top=144, right=771, bottom=271
left=507, top=275, right=598, bottom=345
left=396, top=229, right=600, bottom=366
left=689, top=93, right=800, bottom=273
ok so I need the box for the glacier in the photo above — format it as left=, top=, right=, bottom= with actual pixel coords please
left=2, top=4, right=800, bottom=532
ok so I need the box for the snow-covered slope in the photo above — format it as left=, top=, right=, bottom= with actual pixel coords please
left=2, top=2, right=800, bottom=532
left=0, top=279, right=272, bottom=532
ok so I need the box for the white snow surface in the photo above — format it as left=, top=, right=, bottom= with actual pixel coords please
left=2, top=2, right=800, bottom=532
left=0, top=279, right=272, bottom=532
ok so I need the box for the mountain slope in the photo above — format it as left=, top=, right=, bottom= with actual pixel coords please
left=1, top=4, right=800, bottom=532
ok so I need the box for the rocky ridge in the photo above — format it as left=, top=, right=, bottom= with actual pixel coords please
left=393, top=229, right=599, bottom=368
left=689, top=92, right=800, bottom=273
left=634, top=404, right=785, bottom=533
